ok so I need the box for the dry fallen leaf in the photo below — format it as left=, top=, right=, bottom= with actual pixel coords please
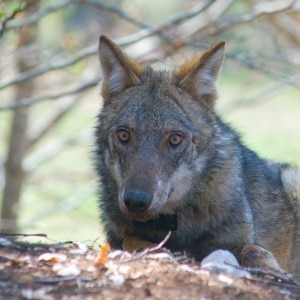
left=95, top=243, right=110, bottom=266
left=38, top=253, right=67, bottom=264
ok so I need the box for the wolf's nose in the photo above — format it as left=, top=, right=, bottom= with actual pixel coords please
left=124, top=190, right=151, bottom=213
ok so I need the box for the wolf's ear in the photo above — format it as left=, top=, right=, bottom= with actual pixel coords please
left=176, top=41, right=225, bottom=108
left=98, top=35, right=143, bottom=102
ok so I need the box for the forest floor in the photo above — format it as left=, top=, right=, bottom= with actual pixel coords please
left=0, top=234, right=299, bottom=300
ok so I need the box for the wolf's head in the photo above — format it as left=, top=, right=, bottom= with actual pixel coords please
left=96, top=36, right=225, bottom=222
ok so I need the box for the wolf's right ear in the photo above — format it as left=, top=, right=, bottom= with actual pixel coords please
left=98, top=35, right=143, bottom=103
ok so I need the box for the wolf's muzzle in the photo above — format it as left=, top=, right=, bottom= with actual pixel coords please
left=124, top=189, right=152, bottom=213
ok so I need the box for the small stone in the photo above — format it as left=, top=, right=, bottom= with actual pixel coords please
left=108, top=274, right=125, bottom=286
left=201, top=250, right=252, bottom=278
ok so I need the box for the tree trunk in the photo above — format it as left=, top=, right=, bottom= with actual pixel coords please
left=0, top=2, right=38, bottom=232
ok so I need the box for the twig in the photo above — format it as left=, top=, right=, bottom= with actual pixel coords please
left=153, top=0, right=217, bottom=29
left=115, top=0, right=216, bottom=46
left=228, top=53, right=300, bottom=88
left=35, top=276, right=92, bottom=284
left=23, top=130, right=90, bottom=172
left=77, top=0, right=149, bottom=29
left=28, top=95, right=83, bottom=147
left=58, top=182, right=95, bottom=213
left=123, top=231, right=172, bottom=262
left=0, top=0, right=215, bottom=90
left=0, top=45, right=97, bottom=90
left=0, top=3, right=25, bottom=37
left=0, top=233, right=47, bottom=238
left=4, top=0, right=73, bottom=30
left=0, top=76, right=99, bottom=111
left=221, top=83, right=289, bottom=115
left=194, top=0, right=297, bottom=39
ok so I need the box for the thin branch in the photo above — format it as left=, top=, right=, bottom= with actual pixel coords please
left=0, top=232, right=47, bottom=238
left=0, top=0, right=216, bottom=90
left=23, top=130, right=90, bottom=172
left=122, top=231, right=172, bottom=262
left=194, top=0, right=297, bottom=39
left=273, top=15, right=300, bottom=46
left=221, top=83, right=289, bottom=115
left=5, top=0, right=73, bottom=30
left=35, top=276, right=92, bottom=283
left=0, top=45, right=97, bottom=90
left=176, top=0, right=234, bottom=38
left=58, top=182, right=95, bottom=213
left=0, top=76, right=99, bottom=111
left=0, top=3, right=25, bottom=37
left=153, top=0, right=217, bottom=29
left=1, top=48, right=299, bottom=113
left=115, top=0, right=217, bottom=45
left=28, top=95, right=83, bottom=147
left=228, top=53, right=300, bottom=88
left=76, top=0, right=149, bottom=29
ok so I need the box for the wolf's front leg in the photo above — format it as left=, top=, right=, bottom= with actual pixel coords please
left=241, top=244, right=287, bottom=274
left=122, top=236, right=157, bottom=252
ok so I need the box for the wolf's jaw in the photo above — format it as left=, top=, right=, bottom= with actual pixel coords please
left=132, top=214, right=178, bottom=231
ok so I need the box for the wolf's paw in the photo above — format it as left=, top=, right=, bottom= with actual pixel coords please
left=241, top=245, right=283, bottom=270
left=241, top=244, right=292, bottom=280
left=122, top=236, right=157, bottom=253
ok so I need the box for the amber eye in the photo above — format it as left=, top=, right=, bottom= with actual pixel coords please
left=169, top=134, right=182, bottom=146
left=117, top=129, right=130, bottom=143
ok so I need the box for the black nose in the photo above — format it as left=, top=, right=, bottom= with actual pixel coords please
left=124, top=189, right=152, bottom=213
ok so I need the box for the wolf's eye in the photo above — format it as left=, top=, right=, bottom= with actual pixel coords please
left=169, top=134, right=182, bottom=146
left=117, top=129, right=130, bottom=143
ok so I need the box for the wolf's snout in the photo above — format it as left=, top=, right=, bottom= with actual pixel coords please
left=124, top=189, right=152, bottom=213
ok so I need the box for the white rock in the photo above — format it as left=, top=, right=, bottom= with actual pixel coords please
left=201, top=250, right=251, bottom=278
left=201, top=250, right=239, bottom=268
left=0, top=238, right=13, bottom=247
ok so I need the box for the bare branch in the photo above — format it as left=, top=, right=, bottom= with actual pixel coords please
left=0, top=0, right=216, bottom=90
left=154, top=0, right=217, bottom=29
left=176, top=0, right=234, bottom=41
left=194, top=0, right=297, bottom=39
left=76, top=0, right=149, bottom=29
left=5, top=0, right=72, bottom=30
left=0, top=76, right=99, bottom=111
left=0, top=232, right=47, bottom=238
left=58, top=182, right=95, bottom=213
left=1, top=0, right=298, bottom=112
left=28, top=95, right=83, bottom=147
left=122, top=231, right=172, bottom=262
left=115, top=0, right=217, bottom=45
left=0, top=3, right=25, bottom=37
left=221, top=83, right=289, bottom=115
left=273, top=15, right=300, bottom=46
left=0, top=45, right=97, bottom=90
left=228, top=53, right=300, bottom=88
left=23, top=130, right=90, bottom=172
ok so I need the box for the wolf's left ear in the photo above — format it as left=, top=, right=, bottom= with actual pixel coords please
left=176, top=41, right=225, bottom=108
left=98, top=35, right=144, bottom=103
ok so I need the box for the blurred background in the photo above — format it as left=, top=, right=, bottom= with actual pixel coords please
left=0, top=0, right=300, bottom=244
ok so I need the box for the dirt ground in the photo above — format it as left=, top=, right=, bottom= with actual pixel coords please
left=0, top=234, right=299, bottom=300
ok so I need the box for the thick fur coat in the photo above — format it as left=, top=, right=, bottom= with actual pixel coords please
left=94, top=36, right=300, bottom=282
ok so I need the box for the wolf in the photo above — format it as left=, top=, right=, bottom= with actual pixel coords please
left=94, top=35, right=300, bottom=282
